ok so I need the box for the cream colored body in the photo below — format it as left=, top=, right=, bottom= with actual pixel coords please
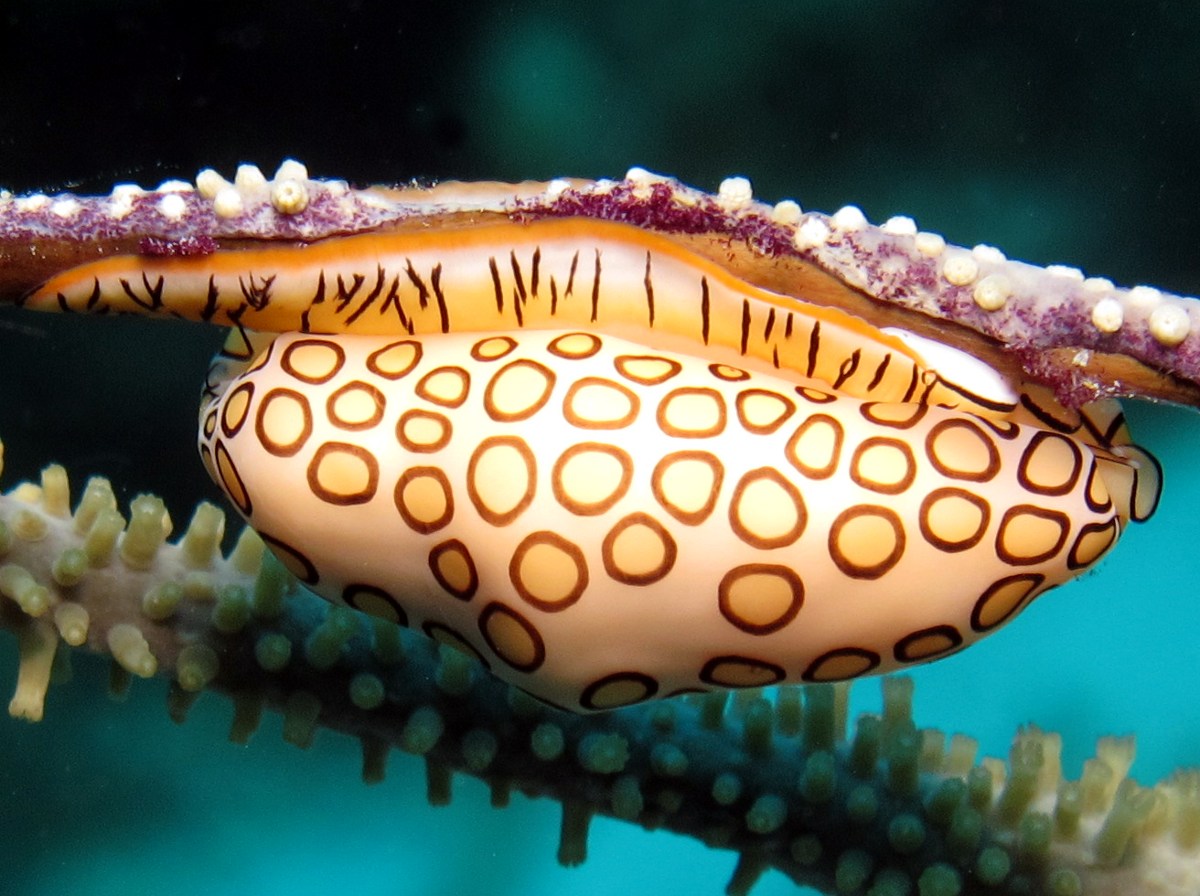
left=201, top=328, right=1135, bottom=711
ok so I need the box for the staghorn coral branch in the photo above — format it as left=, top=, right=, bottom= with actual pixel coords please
left=0, top=448, right=1196, bottom=896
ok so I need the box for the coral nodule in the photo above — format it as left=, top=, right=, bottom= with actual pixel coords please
left=0, top=447, right=1196, bottom=896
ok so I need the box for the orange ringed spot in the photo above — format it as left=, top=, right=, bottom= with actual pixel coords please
left=327, top=381, right=385, bottom=431
left=580, top=672, right=659, bottom=710
left=220, top=381, right=254, bottom=438
left=728, top=467, right=806, bottom=548
left=256, top=388, right=313, bottom=457
left=562, top=377, right=639, bottom=429
left=614, top=354, right=682, bottom=385
left=699, top=655, right=785, bottom=688
left=971, top=573, right=1044, bottom=631
left=367, top=339, right=423, bottom=379
left=925, top=419, right=1000, bottom=482
left=893, top=625, right=963, bottom=663
left=995, top=504, right=1069, bottom=565
left=1068, top=519, right=1119, bottom=569
left=552, top=442, right=633, bottom=516
left=601, top=512, right=677, bottom=585
left=214, top=440, right=252, bottom=515
left=509, top=531, right=588, bottom=611
left=786, top=414, right=843, bottom=479
left=849, top=437, right=916, bottom=495
left=718, top=564, right=804, bottom=635
left=416, top=366, right=470, bottom=408
left=859, top=402, right=928, bottom=429
left=708, top=363, right=750, bottom=382
left=651, top=451, right=724, bottom=525
left=802, top=647, right=880, bottom=682
left=547, top=332, right=602, bottom=360
left=483, top=359, right=556, bottom=422
left=479, top=602, right=545, bottom=673
left=280, top=338, right=345, bottom=384
left=307, top=442, right=379, bottom=505
left=657, top=387, right=726, bottom=438
left=396, top=409, right=452, bottom=453
left=918, top=488, right=990, bottom=552
left=344, top=584, right=407, bottom=626
left=394, top=466, right=454, bottom=534
left=470, top=335, right=518, bottom=362
left=735, top=389, right=795, bottom=435
left=795, top=386, right=837, bottom=404
left=1017, top=431, right=1084, bottom=496
left=467, top=436, right=536, bottom=526
left=428, top=539, right=479, bottom=600
left=828, top=505, right=905, bottom=579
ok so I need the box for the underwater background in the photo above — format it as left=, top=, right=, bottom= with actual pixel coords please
left=1, top=2, right=1199, bottom=894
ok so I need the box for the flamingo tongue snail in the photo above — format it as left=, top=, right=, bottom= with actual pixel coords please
left=0, top=163, right=1168, bottom=712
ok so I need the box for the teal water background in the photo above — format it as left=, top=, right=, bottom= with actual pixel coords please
left=1, top=3, right=1200, bottom=894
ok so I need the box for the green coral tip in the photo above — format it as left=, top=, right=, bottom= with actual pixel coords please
left=917, top=862, right=961, bottom=896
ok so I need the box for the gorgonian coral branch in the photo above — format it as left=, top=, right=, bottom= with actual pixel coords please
left=0, top=449, right=1196, bottom=896
left=1, top=164, right=1198, bottom=408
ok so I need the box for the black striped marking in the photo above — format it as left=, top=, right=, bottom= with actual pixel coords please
left=643, top=251, right=655, bottom=327
left=431, top=264, right=450, bottom=334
